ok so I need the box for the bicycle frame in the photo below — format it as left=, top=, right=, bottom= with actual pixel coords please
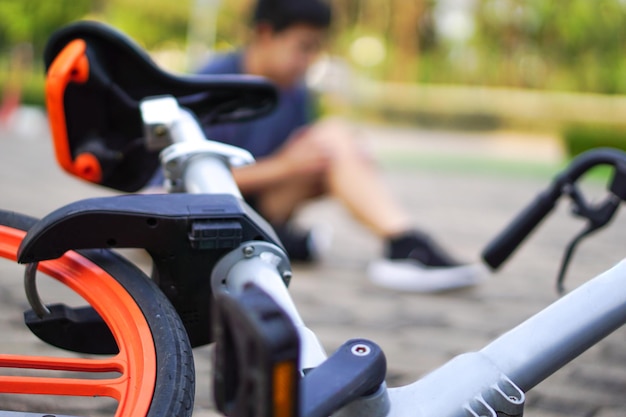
left=144, top=95, right=626, bottom=417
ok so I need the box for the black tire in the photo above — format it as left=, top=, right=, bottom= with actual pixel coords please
left=0, top=209, right=195, bottom=417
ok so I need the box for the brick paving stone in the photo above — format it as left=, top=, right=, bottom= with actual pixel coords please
left=594, top=409, right=626, bottom=417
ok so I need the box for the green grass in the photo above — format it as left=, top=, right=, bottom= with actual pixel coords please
left=377, top=151, right=561, bottom=179
left=376, top=151, right=615, bottom=184
left=563, top=124, right=626, bottom=156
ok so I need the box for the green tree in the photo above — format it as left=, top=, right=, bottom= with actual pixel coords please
left=473, top=0, right=626, bottom=93
left=104, top=0, right=192, bottom=49
left=0, top=0, right=92, bottom=57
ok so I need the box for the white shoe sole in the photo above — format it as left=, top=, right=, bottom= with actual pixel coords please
left=367, top=259, right=488, bottom=292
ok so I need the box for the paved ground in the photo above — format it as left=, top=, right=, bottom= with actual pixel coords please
left=2, top=111, right=626, bottom=417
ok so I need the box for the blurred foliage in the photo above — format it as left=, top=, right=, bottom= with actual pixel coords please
left=0, top=0, right=192, bottom=105
left=471, top=0, right=626, bottom=94
left=102, top=0, right=191, bottom=49
left=0, top=0, right=191, bottom=58
left=0, top=0, right=93, bottom=57
left=1, top=0, right=626, bottom=107
left=563, top=124, right=626, bottom=156
left=212, top=0, right=626, bottom=94
left=18, top=75, right=46, bottom=107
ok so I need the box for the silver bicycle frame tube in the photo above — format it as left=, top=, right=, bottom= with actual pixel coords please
left=386, top=259, right=626, bottom=417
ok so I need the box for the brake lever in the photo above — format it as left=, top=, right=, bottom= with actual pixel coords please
left=556, top=185, right=621, bottom=294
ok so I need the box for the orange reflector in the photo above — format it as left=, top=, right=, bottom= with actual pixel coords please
left=273, top=360, right=297, bottom=417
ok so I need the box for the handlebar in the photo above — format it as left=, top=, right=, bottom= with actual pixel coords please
left=482, top=148, right=626, bottom=271
left=482, top=186, right=560, bottom=269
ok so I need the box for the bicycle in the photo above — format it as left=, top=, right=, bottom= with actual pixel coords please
left=2, top=21, right=626, bottom=417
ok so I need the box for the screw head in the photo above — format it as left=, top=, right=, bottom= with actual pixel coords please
left=165, top=159, right=178, bottom=170
left=351, top=344, right=371, bottom=356
left=154, top=124, right=168, bottom=137
left=243, top=246, right=255, bottom=257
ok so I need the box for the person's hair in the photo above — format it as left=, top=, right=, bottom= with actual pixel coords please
left=252, top=0, right=332, bottom=32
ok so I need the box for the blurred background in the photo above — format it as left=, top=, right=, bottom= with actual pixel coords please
left=1, top=0, right=625, bottom=157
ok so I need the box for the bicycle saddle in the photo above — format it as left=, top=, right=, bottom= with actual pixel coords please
left=44, top=20, right=278, bottom=192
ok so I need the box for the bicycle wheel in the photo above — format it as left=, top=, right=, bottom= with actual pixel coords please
left=0, top=210, right=195, bottom=417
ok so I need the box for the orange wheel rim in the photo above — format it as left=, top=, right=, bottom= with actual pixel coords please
left=0, top=225, right=157, bottom=417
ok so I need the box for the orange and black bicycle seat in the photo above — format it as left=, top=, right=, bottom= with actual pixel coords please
left=44, top=20, right=278, bottom=192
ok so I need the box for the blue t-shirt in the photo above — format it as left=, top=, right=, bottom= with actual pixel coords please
left=197, top=51, right=314, bottom=158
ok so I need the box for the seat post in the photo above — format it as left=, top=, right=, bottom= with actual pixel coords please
left=139, top=95, right=255, bottom=196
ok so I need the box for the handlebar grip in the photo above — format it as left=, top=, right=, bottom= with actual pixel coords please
left=482, top=189, right=559, bottom=270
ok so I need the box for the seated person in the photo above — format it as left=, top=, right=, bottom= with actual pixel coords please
left=189, top=0, right=485, bottom=291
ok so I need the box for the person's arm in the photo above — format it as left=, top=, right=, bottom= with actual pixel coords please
left=232, top=155, right=292, bottom=194
left=232, top=127, right=332, bottom=194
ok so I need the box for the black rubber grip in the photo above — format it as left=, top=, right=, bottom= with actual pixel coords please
left=482, top=190, right=558, bottom=269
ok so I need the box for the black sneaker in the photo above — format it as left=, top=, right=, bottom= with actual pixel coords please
left=367, top=231, right=487, bottom=292
left=386, top=231, right=460, bottom=267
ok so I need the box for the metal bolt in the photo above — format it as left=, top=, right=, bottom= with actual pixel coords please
left=165, top=159, right=178, bottom=171
left=154, top=124, right=168, bottom=137
left=243, top=246, right=255, bottom=257
left=351, top=343, right=371, bottom=356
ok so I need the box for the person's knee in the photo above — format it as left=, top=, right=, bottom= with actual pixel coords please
left=315, top=117, right=353, bottom=139
left=308, top=118, right=361, bottom=155
left=255, top=178, right=326, bottom=223
left=313, top=119, right=376, bottom=168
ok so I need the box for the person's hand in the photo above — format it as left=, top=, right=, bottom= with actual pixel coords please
left=275, top=127, right=333, bottom=178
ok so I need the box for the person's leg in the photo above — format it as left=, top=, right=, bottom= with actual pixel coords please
left=243, top=118, right=418, bottom=254
left=258, top=118, right=458, bottom=266
left=305, top=119, right=487, bottom=291
left=238, top=119, right=486, bottom=290
left=305, top=119, right=415, bottom=238
left=252, top=176, right=324, bottom=225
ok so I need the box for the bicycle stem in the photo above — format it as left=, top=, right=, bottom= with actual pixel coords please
left=386, top=259, right=626, bottom=417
